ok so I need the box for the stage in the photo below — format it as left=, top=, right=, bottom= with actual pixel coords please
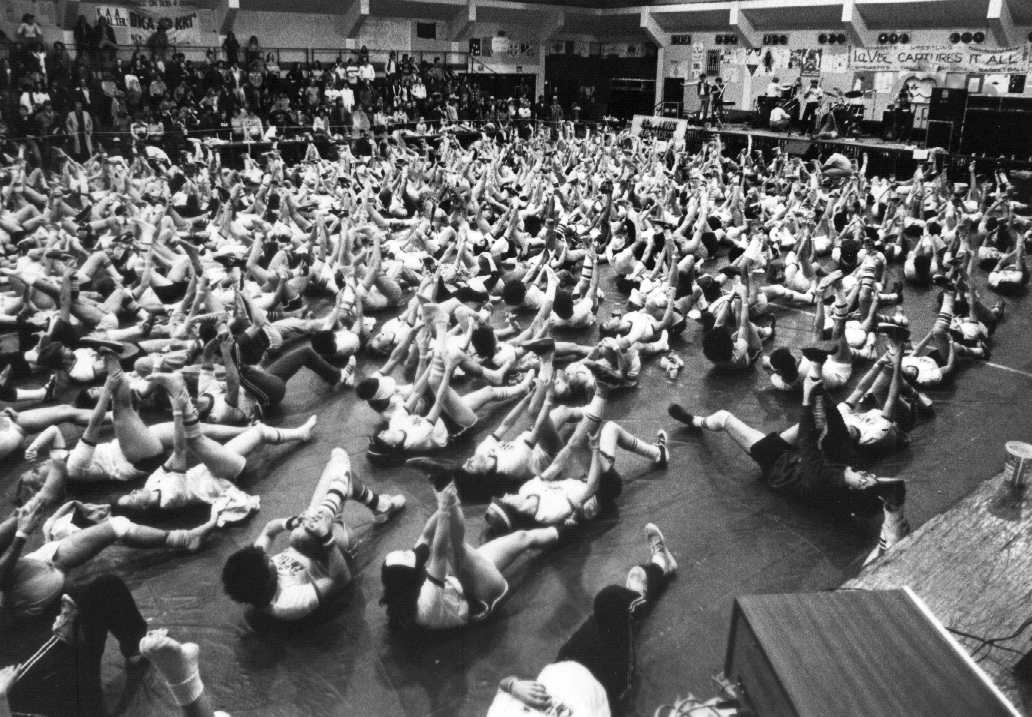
left=674, top=121, right=1032, bottom=185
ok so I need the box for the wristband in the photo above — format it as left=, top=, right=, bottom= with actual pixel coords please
left=500, top=677, right=515, bottom=694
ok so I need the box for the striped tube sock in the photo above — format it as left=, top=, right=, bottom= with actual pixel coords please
left=353, top=485, right=382, bottom=511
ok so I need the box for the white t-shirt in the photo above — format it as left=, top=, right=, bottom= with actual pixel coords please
left=472, top=431, right=532, bottom=482
left=485, top=661, right=610, bottom=717
left=69, top=347, right=103, bottom=383
left=902, top=355, right=943, bottom=386
left=518, top=477, right=599, bottom=524
left=387, top=410, right=449, bottom=451
left=266, top=549, right=325, bottom=621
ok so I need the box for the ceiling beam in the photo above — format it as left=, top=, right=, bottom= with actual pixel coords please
left=987, top=0, right=1019, bottom=47
left=448, top=0, right=476, bottom=40
left=729, top=0, right=760, bottom=48
left=648, top=2, right=731, bottom=15
left=640, top=8, right=669, bottom=46
left=842, top=0, right=874, bottom=47
left=340, top=0, right=369, bottom=39
left=537, top=9, right=565, bottom=42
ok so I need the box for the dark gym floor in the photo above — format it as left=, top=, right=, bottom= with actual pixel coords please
left=2, top=261, right=1031, bottom=717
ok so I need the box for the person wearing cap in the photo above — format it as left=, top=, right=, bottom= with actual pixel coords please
left=222, top=447, right=404, bottom=621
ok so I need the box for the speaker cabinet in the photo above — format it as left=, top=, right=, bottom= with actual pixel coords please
left=925, top=120, right=954, bottom=151
left=928, top=87, right=967, bottom=125
left=724, top=590, right=1019, bottom=717
left=961, top=110, right=1032, bottom=156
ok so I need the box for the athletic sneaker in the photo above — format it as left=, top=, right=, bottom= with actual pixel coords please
left=656, top=430, right=669, bottom=467
left=485, top=499, right=513, bottom=533
left=668, top=403, right=698, bottom=429
left=337, top=356, right=357, bottom=389
left=625, top=565, right=648, bottom=599
left=801, top=339, right=839, bottom=363
left=372, top=495, right=406, bottom=525
left=645, top=523, right=677, bottom=575
left=863, top=509, right=911, bottom=566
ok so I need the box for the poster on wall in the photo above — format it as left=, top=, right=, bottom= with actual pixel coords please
left=95, top=4, right=200, bottom=45
left=691, top=42, right=704, bottom=79
left=790, top=48, right=822, bottom=76
left=873, top=71, right=894, bottom=94
left=849, top=44, right=1030, bottom=73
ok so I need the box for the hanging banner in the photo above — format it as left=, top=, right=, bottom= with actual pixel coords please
left=849, top=44, right=1030, bottom=73
left=95, top=4, right=201, bottom=46
left=630, top=115, right=688, bottom=145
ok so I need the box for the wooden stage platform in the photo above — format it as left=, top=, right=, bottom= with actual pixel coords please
left=846, top=471, right=1032, bottom=715
left=678, top=122, right=1032, bottom=182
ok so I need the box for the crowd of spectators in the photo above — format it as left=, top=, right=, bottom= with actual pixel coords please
left=0, top=15, right=580, bottom=171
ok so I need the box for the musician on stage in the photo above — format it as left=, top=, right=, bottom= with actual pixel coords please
left=712, top=77, right=727, bottom=127
left=894, top=83, right=912, bottom=142
left=697, top=73, right=712, bottom=124
left=766, top=77, right=789, bottom=98
left=769, top=103, right=791, bottom=132
left=800, top=78, right=823, bottom=136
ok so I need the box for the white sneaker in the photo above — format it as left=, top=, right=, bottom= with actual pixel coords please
left=645, top=523, right=677, bottom=575
left=626, top=565, right=648, bottom=598
left=337, top=356, right=357, bottom=389
left=372, top=494, right=406, bottom=525
left=863, top=509, right=911, bottom=566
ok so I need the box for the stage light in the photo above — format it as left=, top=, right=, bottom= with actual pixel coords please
left=779, top=35, right=788, bottom=44
left=730, top=35, right=738, bottom=44
left=961, top=31, right=972, bottom=43
left=837, top=33, right=847, bottom=43
left=899, top=33, right=909, bottom=44
left=818, top=33, right=827, bottom=44
left=878, top=33, right=889, bottom=44
left=888, top=32, right=898, bottom=44
left=715, top=35, right=723, bottom=44
left=973, top=31, right=985, bottom=43
left=950, top=32, right=961, bottom=44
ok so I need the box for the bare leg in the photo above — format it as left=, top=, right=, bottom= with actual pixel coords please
left=138, top=631, right=218, bottom=717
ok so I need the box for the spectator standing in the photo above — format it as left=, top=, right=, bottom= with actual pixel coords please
left=359, top=56, right=375, bottom=84
left=147, top=22, right=170, bottom=63
left=245, top=36, right=262, bottom=68
left=223, top=31, right=240, bottom=66
left=73, top=16, right=95, bottom=64
left=66, top=98, right=94, bottom=159
left=95, top=16, right=118, bottom=66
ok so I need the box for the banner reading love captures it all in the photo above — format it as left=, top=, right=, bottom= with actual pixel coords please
left=849, top=44, right=1030, bottom=74
left=95, top=4, right=201, bottom=46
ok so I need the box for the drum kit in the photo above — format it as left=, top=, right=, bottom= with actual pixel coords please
left=821, top=88, right=866, bottom=137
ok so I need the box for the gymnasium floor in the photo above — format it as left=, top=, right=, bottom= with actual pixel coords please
left=2, top=262, right=1031, bottom=717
